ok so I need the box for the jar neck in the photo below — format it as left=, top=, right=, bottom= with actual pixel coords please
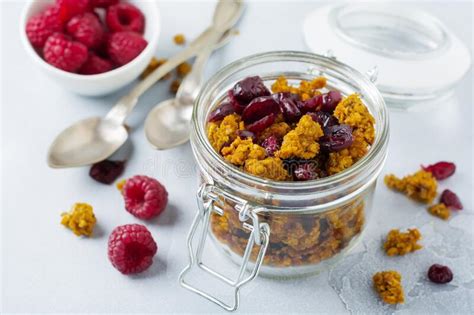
left=191, top=51, right=389, bottom=211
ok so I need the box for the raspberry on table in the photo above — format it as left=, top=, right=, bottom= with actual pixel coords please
left=89, top=159, right=125, bottom=184
left=26, top=6, right=63, bottom=48
left=106, top=3, right=145, bottom=34
left=61, top=203, right=96, bottom=237
left=57, top=0, right=91, bottom=24
left=66, top=12, right=105, bottom=49
left=108, top=224, right=157, bottom=274
left=91, top=0, right=119, bottom=8
left=106, top=31, right=148, bottom=66
left=43, top=33, right=88, bottom=72
left=122, top=175, right=168, bottom=220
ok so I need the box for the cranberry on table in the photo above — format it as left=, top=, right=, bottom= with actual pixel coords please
left=246, top=113, right=276, bottom=133
left=242, top=96, right=280, bottom=123
left=320, top=124, right=354, bottom=152
left=89, top=160, right=125, bottom=184
left=261, top=135, right=280, bottom=157
left=428, top=264, right=453, bottom=284
left=422, top=161, right=456, bottom=180
left=440, top=189, right=463, bottom=210
left=232, top=76, right=270, bottom=104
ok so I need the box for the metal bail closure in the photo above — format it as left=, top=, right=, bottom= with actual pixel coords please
left=179, top=183, right=270, bottom=312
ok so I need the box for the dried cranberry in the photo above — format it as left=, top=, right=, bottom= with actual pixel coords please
left=227, top=90, right=247, bottom=114
left=307, top=111, right=339, bottom=129
left=299, top=94, right=323, bottom=113
left=440, top=189, right=463, bottom=210
left=237, top=130, right=256, bottom=142
left=294, top=163, right=319, bottom=181
left=261, top=135, right=280, bottom=156
left=320, top=124, right=353, bottom=152
left=273, top=93, right=301, bottom=122
left=428, top=264, right=453, bottom=284
left=232, top=76, right=270, bottom=104
left=321, top=91, right=342, bottom=113
left=246, top=113, right=276, bottom=133
left=208, top=101, right=235, bottom=122
left=422, top=161, right=456, bottom=180
left=89, top=160, right=125, bottom=184
left=242, top=96, right=280, bottom=123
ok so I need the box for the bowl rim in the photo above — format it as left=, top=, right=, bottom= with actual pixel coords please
left=19, top=0, right=160, bottom=80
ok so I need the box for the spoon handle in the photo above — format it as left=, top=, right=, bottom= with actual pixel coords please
left=104, top=27, right=220, bottom=125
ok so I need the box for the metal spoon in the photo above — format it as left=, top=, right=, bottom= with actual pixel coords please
left=144, top=32, right=239, bottom=150
left=47, top=0, right=244, bottom=168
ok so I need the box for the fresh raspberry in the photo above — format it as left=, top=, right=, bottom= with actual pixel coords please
left=108, top=224, right=157, bottom=275
left=43, top=33, right=88, bottom=72
left=106, top=31, right=147, bottom=66
left=91, top=0, right=119, bottom=8
left=66, top=12, right=104, bottom=49
left=106, top=3, right=145, bottom=34
left=122, top=175, right=168, bottom=220
left=57, top=0, right=91, bottom=24
left=26, top=6, right=63, bottom=48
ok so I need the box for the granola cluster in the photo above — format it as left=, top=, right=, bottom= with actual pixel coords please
left=384, top=170, right=438, bottom=204
left=373, top=271, right=405, bottom=304
left=384, top=228, right=422, bottom=256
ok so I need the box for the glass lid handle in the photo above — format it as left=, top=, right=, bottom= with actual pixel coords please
left=178, top=183, right=270, bottom=312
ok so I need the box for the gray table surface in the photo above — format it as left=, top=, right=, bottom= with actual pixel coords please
left=1, top=1, right=473, bottom=314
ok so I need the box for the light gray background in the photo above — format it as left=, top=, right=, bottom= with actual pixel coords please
left=1, top=1, right=473, bottom=314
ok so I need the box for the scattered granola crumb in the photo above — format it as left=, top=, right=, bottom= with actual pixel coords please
left=116, top=179, right=127, bottom=192
left=221, top=137, right=266, bottom=166
left=140, top=57, right=168, bottom=80
left=61, top=203, right=97, bottom=237
left=384, top=170, right=438, bottom=204
left=428, top=203, right=451, bottom=220
left=276, top=114, right=324, bottom=159
left=244, top=157, right=289, bottom=181
left=173, top=33, right=186, bottom=45
left=177, top=62, right=192, bottom=77
left=373, top=270, right=405, bottom=304
left=384, top=228, right=422, bottom=256
left=170, top=79, right=181, bottom=94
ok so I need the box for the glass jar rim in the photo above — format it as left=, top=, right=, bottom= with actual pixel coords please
left=192, top=51, right=389, bottom=195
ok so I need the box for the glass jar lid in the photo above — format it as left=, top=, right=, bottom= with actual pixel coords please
left=303, top=3, right=471, bottom=109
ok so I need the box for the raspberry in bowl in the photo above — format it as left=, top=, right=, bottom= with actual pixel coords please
left=20, top=0, right=160, bottom=96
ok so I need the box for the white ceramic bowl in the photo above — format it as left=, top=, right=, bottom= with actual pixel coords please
left=20, top=0, right=160, bottom=96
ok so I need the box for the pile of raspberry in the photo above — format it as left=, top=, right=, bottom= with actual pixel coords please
left=26, top=0, right=147, bottom=74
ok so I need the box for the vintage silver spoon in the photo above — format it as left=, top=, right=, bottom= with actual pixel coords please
left=144, top=31, right=240, bottom=150
left=47, top=0, right=244, bottom=168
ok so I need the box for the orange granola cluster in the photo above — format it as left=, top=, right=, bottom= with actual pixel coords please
left=221, top=137, right=266, bottom=166
left=207, top=114, right=243, bottom=152
left=428, top=203, right=450, bottom=220
left=383, top=228, right=422, bottom=256
left=373, top=271, right=405, bottom=304
left=61, top=203, right=97, bottom=237
left=384, top=170, right=438, bottom=204
left=328, top=94, right=376, bottom=175
left=276, top=115, right=324, bottom=159
left=271, top=75, right=326, bottom=101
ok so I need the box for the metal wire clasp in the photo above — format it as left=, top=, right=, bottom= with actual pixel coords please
left=179, top=183, right=270, bottom=312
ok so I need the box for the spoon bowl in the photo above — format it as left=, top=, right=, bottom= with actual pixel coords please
left=48, top=118, right=127, bottom=168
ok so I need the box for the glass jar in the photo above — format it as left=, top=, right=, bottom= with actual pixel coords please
left=179, top=51, right=389, bottom=311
